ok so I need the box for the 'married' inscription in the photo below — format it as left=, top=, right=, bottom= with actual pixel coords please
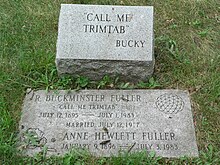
left=19, top=90, right=198, bottom=157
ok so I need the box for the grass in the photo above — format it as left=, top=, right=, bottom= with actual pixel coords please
left=0, top=0, right=219, bottom=164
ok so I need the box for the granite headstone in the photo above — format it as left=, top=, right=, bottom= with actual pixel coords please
left=19, top=90, right=198, bottom=157
left=56, top=4, right=154, bottom=82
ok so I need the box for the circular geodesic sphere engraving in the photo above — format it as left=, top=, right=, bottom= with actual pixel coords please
left=156, top=94, right=184, bottom=114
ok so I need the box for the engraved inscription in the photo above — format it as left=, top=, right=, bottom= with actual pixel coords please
left=19, top=90, right=198, bottom=157
left=82, top=12, right=146, bottom=48
left=155, top=94, right=184, bottom=114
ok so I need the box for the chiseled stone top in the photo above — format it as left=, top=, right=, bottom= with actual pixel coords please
left=56, top=4, right=153, bottom=61
left=19, top=90, right=198, bottom=157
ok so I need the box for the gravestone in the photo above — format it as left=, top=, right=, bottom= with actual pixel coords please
left=56, top=4, right=154, bottom=82
left=19, top=90, right=198, bottom=157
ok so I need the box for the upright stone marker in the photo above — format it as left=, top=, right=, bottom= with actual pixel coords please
left=19, top=90, right=198, bottom=157
left=56, top=4, right=154, bottom=81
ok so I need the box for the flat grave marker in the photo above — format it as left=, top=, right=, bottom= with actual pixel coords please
left=19, top=90, right=198, bottom=157
left=56, top=4, right=154, bottom=81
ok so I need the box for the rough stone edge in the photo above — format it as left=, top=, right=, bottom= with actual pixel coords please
left=55, top=59, right=155, bottom=82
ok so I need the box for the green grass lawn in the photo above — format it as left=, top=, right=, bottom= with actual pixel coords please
left=0, top=0, right=219, bottom=164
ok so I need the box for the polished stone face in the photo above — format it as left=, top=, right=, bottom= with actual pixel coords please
left=56, top=4, right=154, bottom=81
left=19, top=89, right=198, bottom=157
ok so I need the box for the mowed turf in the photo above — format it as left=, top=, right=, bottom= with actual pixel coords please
left=0, top=0, right=219, bottom=164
